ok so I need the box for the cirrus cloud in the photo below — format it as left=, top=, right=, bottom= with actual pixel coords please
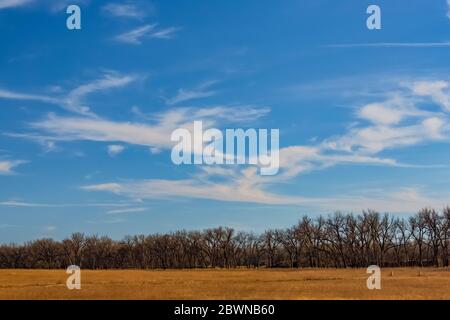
left=0, top=160, right=27, bottom=175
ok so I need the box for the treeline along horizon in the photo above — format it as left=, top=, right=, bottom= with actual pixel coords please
left=1, top=208, right=449, bottom=269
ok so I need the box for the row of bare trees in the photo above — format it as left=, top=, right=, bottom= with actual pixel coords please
left=1, top=208, right=449, bottom=269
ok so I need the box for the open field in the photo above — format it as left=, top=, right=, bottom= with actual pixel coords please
left=0, top=268, right=449, bottom=300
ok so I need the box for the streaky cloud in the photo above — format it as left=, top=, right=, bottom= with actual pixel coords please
left=102, top=2, right=150, bottom=19
left=0, top=200, right=133, bottom=208
left=0, top=72, right=137, bottom=116
left=0, top=160, right=27, bottom=175
left=327, top=41, right=450, bottom=48
left=114, top=24, right=178, bottom=45
left=0, top=0, right=33, bottom=10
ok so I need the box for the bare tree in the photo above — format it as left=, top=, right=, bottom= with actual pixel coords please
left=2, top=208, right=450, bottom=270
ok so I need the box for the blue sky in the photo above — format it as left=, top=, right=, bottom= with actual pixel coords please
left=1, top=0, right=450, bottom=243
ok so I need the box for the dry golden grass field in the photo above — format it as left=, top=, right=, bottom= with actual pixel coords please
left=0, top=268, right=449, bottom=300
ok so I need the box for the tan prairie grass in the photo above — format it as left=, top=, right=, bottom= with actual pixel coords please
left=0, top=268, right=449, bottom=300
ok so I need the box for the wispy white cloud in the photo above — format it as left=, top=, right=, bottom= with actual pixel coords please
left=328, top=42, right=450, bottom=48
left=107, top=144, right=125, bottom=157
left=0, top=200, right=59, bottom=207
left=412, top=80, right=450, bottom=111
left=64, top=72, right=137, bottom=116
left=45, top=0, right=90, bottom=13
left=0, top=0, right=90, bottom=12
left=106, top=207, right=147, bottom=214
left=82, top=179, right=450, bottom=213
left=0, top=160, right=27, bottom=175
left=357, top=96, right=431, bottom=125
left=83, top=183, right=122, bottom=193
left=82, top=178, right=304, bottom=205
left=267, top=81, right=450, bottom=183
left=28, top=113, right=177, bottom=149
left=115, top=24, right=156, bottom=44
left=84, top=170, right=100, bottom=180
left=305, top=187, right=450, bottom=214
left=0, top=72, right=137, bottom=116
left=165, top=80, right=218, bottom=105
left=323, top=117, right=448, bottom=154
left=20, top=105, right=270, bottom=150
left=6, top=73, right=450, bottom=209
left=81, top=79, right=450, bottom=208
left=150, top=27, right=179, bottom=39
left=0, top=89, right=59, bottom=104
left=80, top=176, right=401, bottom=210
left=447, top=0, right=450, bottom=19
left=115, top=24, right=178, bottom=44
left=321, top=82, right=450, bottom=155
left=0, top=199, right=132, bottom=208
left=0, top=0, right=33, bottom=10
left=102, top=2, right=150, bottom=19
left=149, top=147, right=162, bottom=154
